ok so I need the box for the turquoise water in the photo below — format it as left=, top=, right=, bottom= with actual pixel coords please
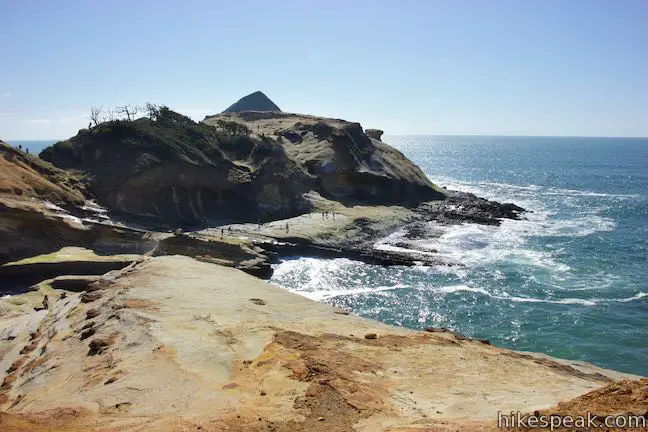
left=271, top=135, right=648, bottom=376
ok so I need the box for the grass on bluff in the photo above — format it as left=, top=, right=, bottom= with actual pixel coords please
left=39, top=107, right=285, bottom=171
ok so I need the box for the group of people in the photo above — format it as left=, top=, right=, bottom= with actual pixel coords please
left=219, top=208, right=338, bottom=238
left=321, top=210, right=335, bottom=220
left=220, top=226, right=233, bottom=238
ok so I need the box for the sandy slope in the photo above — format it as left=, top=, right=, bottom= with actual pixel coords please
left=0, top=256, right=642, bottom=431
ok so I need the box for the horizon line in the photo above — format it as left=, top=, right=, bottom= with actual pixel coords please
left=5, top=133, right=648, bottom=142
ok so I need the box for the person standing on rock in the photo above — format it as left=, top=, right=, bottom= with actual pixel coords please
left=285, top=222, right=289, bottom=233
left=221, top=227, right=224, bottom=238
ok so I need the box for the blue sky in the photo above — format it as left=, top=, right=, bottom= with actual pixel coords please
left=1, top=0, right=646, bottom=139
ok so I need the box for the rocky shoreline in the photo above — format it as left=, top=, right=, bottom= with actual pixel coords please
left=1, top=102, right=646, bottom=431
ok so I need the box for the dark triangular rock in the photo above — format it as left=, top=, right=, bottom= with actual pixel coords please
left=222, top=91, right=281, bottom=113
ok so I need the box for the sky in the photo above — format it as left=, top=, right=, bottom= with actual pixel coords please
left=1, top=0, right=647, bottom=139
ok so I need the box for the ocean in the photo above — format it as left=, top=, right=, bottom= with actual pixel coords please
left=5, top=140, right=58, bottom=156
left=270, top=135, right=648, bottom=376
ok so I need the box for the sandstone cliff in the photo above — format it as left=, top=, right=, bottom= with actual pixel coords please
left=0, top=142, right=154, bottom=266
left=0, top=140, right=85, bottom=206
left=204, top=111, right=444, bottom=206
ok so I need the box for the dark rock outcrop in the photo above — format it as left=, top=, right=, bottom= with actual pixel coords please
left=420, top=191, right=526, bottom=225
left=222, top=91, right=281, bottom=113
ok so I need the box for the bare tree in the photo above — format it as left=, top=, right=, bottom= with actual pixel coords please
left=115, top=104, right=140, bottom=121
left=145, top=102, right=161, bottom=121
left=89, top=106, right=103, bottom=126
left=101, top=109, right=116, bottom=122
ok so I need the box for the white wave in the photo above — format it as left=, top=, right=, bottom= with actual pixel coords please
left=374, top=172, right=619, bottom=278
left=43, top=200, right=65, bottom=212
left=374, top=242, right=439, bottom=257
left=432, top=285, right=646, bottom=307
left=434, top=175, right=642, bottom=201
left=377, top=220, right=573, bottom=274
left=505, top=296, right=598, bottom=306
left=304, top=284, right=408, bottom=301
left=435, top=285, right=490, bottom=295
left=270, top=256, right=646, bottom=308
left=613, top=292, right=647, bottom=302
left=543, top=187, right=642, bottom=199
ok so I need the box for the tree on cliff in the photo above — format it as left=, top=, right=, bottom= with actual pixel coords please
left=145, top=102, right=161, bottom=122
left=89, top=106, right=102, bottom=126
left=115, top=105, right=140, bottom=121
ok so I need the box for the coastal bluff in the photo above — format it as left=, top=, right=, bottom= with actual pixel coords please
left=40, top=107, right=443, bottom=226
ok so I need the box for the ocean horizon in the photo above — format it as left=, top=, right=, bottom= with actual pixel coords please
left=5, top=134, right=648, bottom=158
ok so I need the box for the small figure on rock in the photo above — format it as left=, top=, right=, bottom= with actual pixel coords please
left=285, top=222, right=289, bottom=233
left=34, top=295, right=49, bottom=311
left=220, top=227, right=224, bottom=238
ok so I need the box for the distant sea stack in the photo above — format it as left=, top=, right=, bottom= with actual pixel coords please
left=222, top=91, right=281, bottom=113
